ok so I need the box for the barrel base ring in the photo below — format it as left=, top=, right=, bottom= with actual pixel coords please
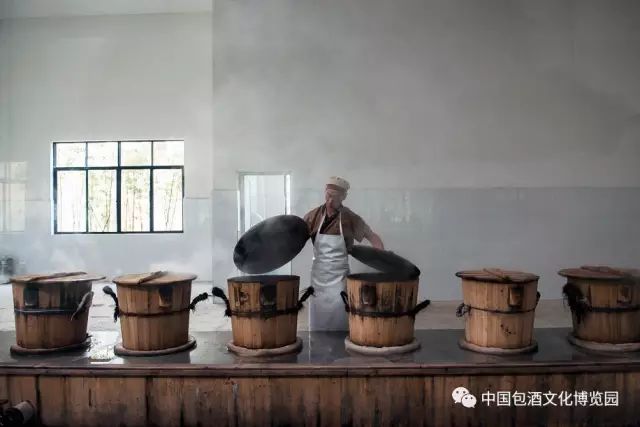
left=567, top=333, right=640, bottom=352
left=344, top=337, right=421, bottom=356
left=10, top=335, right=92, bottom=355
left=227, top=337, right=303, bottom=357
left=114, top=336, right=196, bottom=357
left=458, top=337, right=538, bottom=355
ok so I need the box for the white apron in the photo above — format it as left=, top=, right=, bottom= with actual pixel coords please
left=309, top=211, right=350, bottom=331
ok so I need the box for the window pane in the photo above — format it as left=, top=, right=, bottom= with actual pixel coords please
left=88, top=170, right=117, bottom=232
left=240, top=174, right=291, bottom=274
left=153, top=141, right=184, bottom=166
left=56, top=143, right=85, bottom=167
left=121, top=169, right=150, bottom=232
left=56, top=171, right=86, bottom=232
left=242, top=175, right=288, bottom=232
left=121, top=141, right=151, bottom=166
left=87, top=142, right=118, bottom=166
left=153, top=169, right=183, bottom=231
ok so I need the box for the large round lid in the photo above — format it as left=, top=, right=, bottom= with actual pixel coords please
left=455, top=268, right=539, bottom=284
left=349, top=245, right=420, bottom=280
left=234, top=215, right=309, bottom=274
left=113, top=271, right=197, bottom=286
left=558, top=265, right=640, bottom=281
left=10, top=271, right=105, bottom=284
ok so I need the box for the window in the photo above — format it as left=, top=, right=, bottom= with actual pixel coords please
left=53, top=141, right=184, bottom=234
left=238, top=172, right=292, bottom=274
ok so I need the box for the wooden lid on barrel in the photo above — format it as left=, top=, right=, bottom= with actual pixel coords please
left=10, top=272, right=105, bottom=284
left=455, top=268, right=539, bottom=284
left=113, top=271, right=197, bottom=286
left=558, top=265, right=640, bottom=281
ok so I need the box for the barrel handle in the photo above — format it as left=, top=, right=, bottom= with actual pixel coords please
left=23, top=285, right=39, bottom=308
left=617, top=285, right=632, bottom=306
left=211, top=287, right=231, bottom=316
left=409, top=299, right=431, bottom=317
left=562, top=282, right=589, bottom=324
left=189, top=293, right=210, bottom=311
left=71, top=291, right=94, bottom=321
left=102, top=286, right=120, bottom=322
left=296, top=286, right=315, bottom=311
left=508, top=285, right=524, bottom=308
left=158, top=287, right=173, bottom=308
left=340, top=291, right=350, bottom=312
left=535, top=291, right=541, bottom=307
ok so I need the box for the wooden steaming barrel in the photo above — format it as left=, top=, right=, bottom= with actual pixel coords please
left=10, top=272, right=104, bottom=352
left=110, top=272, right=202, bottom=352
left=560, top=265, right=640, bottom=349
left=456, top=268, right=540, bottom=353
left=344, top=273, right=430, bottom=348
left=217, top=275, right=313, bottom=350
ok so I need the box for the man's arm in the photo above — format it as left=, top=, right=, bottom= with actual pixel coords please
left=364, top=229, right=384, bottom=250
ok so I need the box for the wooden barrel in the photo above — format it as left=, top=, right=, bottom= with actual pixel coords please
left=11, top=272, right=104, bottom=350
left=456, top=269, right=540, bottom=350
left=344, top=273, right=430, bottom=348
left=560, top=266, right=640, bottom=344
left=221, top=275, right=309, bottom=349
left=111, top=272, right=199, bottom=351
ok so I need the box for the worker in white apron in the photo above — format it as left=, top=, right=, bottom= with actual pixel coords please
left=309, top=210, right=350, bottom=330
left=305, top=176, right=385, bottom=331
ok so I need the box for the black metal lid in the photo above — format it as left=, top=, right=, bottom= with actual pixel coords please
left=233, top=215, right=310, bottom=274
left=349, top=245, right=420, bottom=280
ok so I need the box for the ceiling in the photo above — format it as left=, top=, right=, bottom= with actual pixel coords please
left=0, top=0, right=213, bottom=19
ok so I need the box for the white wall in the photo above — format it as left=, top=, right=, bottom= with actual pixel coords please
left=0, top=11, right=214, bottom=280
left=212, top=0, right=640, bottom=299
left=1, top=0, right=639, bottom=300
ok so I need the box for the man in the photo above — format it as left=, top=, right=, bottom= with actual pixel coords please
left=303, top=176, right=384, bottom=330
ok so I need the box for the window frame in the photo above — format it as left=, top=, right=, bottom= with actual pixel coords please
left=52, top=140, right=184, bottom=234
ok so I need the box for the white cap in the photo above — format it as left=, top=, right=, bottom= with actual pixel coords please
left=326, top=176, right=350, bottom=192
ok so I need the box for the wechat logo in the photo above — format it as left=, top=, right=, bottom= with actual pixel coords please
left=452, top=386, right=477, bottom=408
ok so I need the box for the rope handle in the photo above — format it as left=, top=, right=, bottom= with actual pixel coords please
left=211, top=287, right=232, bottom=316
left=456, top=291, right=541, bottom=317
left=212, top=286, right=316, bottom=317
left=409, top=299, right=431, bottom=317
left=296, top=287, right=315, bottom=310
left=71, top=291, right=94, bottom=321
left=189, top=293, right=210, bottom=311
left=340, top=291, right=350, bottom=312
left=102, top=286, right=120, bottom=322
left=456, top=302, right=470, bottom=317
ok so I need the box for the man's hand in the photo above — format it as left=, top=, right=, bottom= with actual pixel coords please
left=365, top=231, right=385, bottom=250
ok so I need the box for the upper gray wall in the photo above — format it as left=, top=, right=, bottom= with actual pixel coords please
left=212, top=0, right=640, bottom=299
left=213, top=0, right=640, bottom=190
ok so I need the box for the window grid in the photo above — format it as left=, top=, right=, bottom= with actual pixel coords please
left=52, top=140, right=184, bottom=234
